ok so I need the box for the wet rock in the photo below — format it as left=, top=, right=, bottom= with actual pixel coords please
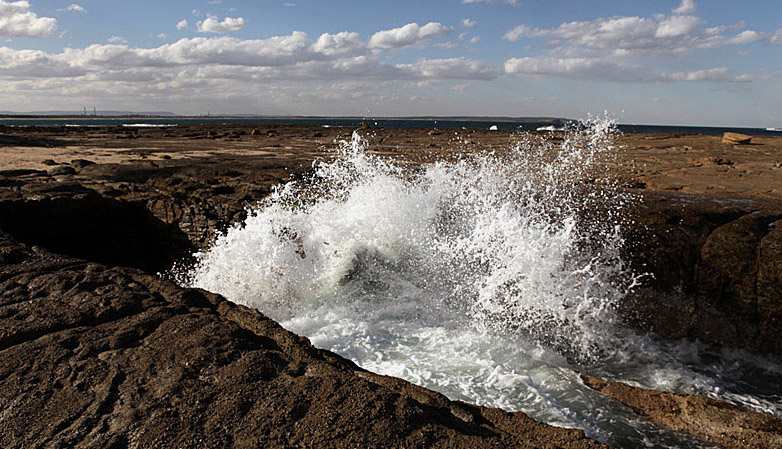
left=0, top=230, right=609, bottom=449
left=622, top=191, right=782, bottom=353
left=48, top=165, right=77, bottom=176
left=582, top=375, right=782, bottom=449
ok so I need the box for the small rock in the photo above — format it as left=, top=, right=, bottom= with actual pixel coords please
left=48, top=166, right=76, bottom=176
left=251, top=128, right=261, bottom=135
left=428, top=130, right=442, bottom=136
left=266, top=130, right=278, bottom=137
left=722, top=132, right=752, bottom=145
left=71, top=159, right=96, bottom=171
left=41, top=159, right=59, bottom=166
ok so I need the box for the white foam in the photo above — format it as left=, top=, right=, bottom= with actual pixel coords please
left=121, top=123, right=177, bottom=127
left=183, top=119, right=782, bottom=448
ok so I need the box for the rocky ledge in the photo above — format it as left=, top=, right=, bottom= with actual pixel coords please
left=624, top=192, right=782, bottom=353
left=582, top=375, right=782, bottom=449
left=0, top=229, right=606, bottom=449
left=1, top=125, right=781, bottom=447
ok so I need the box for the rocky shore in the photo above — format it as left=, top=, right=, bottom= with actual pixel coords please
left=1, top=124, right=781, bottom=447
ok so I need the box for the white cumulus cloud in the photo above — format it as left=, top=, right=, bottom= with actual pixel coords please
left=461, top=18, right=476, bottom=27
left=368, top=22, right=452, bottom=49
left=673, top=0, right=697, bottom=15
left=311, top=31, right=366, bottom=57
left=176, top=19, right=188, bottom=30
left=64, top=4, right=86, bottom=13
left=197, top=16, right=247, bottom=34
left=0, top=0, right=57, bottom=37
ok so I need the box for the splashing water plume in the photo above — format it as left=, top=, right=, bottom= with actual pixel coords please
left=184, top=119, right=782, bottom=448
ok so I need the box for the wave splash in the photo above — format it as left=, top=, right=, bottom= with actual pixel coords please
left=188, top=119, right=631, bottom=360
left=181, top=119, right=781, bottom=448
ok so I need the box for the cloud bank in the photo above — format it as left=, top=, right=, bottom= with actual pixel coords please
left=502, top=0, right=778, bottom=83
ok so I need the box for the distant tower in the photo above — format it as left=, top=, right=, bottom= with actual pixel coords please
left=93, top=106, right=96, bottom=116
left=83, top=106, right=87, bottom=116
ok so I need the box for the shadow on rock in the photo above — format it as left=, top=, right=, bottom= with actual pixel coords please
left=0, top=190, right=193, bottom=274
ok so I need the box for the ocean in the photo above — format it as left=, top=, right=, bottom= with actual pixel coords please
left=0, top=116, right=780, bottom=136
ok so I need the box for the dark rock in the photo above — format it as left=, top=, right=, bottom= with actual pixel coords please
left=622, top=191, right=782, bottom=353
left=0, top=230, right=609, bottom=449
left=48, top=165, right=77, bottom=176
left=71, top=159, right=96, bottom=171
left=0, top=169, right=47, bottom=177
left=582, top=375, right=782, bottom=449
left=0, top=189, right=192, bottom=274
left=41, top=159, right=59, bottom=166
left=711, top=157, right=734, bottom=165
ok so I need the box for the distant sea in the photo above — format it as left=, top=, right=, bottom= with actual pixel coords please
left=0, top=116, right=779, bottom=136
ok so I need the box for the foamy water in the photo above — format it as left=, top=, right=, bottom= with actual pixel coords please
left=182, top=121, right=782, bottom=448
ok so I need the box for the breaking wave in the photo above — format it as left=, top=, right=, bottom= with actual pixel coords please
left=181, top=119, right=782, bottom=448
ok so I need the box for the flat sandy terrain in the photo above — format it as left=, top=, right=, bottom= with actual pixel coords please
left=2, top=124, right=781, bottom=201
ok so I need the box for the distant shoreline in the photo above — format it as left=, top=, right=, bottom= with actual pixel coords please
left=0, top=116, right=779, bottom=136
left=0, top=115, right=567, bottom=123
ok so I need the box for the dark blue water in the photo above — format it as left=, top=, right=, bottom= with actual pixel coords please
left=0, top=116, right=779, bottom=136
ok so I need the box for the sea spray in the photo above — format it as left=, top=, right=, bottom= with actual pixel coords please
left=182, top=119, right=782, bottom=448
left=188, top=118, right=632, bottom=358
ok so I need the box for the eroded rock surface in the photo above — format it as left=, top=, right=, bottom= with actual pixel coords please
left=1, top=126, right=781, bottom=447
left=582, top=375, right=782, bottom=449
left=624, top=192, right=782, bottom=353
left=0, top=229, right=607, bottom=449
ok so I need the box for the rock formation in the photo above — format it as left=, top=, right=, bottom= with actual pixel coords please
left=582, top=375, right=782, bottom=449
left=1, top=125, right=781, bottom=447
left=722, top=132, right=752, bottom=145
left=0, top=227, right=607, bottom=449
left=623, top=192, right=782, bottom=353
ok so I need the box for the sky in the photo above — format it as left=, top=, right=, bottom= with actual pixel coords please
left=0, top=0, right=781, bottom=126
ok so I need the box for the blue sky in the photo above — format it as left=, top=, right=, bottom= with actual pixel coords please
left=1, top=0, right=780, bottom=126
